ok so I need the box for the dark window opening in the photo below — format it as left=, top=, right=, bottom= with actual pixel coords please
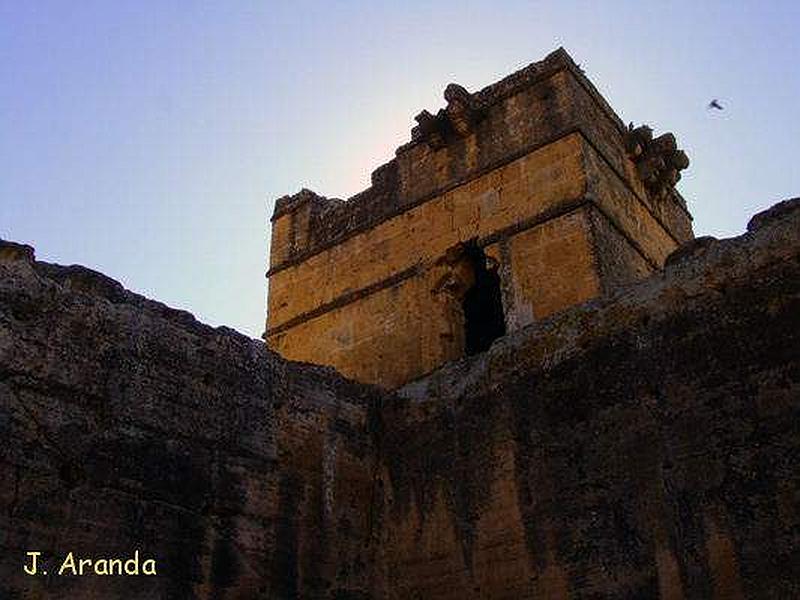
left=462, top=244, right=506, bottom=355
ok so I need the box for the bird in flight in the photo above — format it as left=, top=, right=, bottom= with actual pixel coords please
left=708, top=99, right=724, bottom=110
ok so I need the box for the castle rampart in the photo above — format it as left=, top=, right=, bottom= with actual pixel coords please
left=266, top=48, right=694, bottom=388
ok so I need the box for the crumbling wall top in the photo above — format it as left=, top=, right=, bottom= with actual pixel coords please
left=268, top=48, right=689, bottom=276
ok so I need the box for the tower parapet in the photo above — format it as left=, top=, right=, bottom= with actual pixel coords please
left=266, top=48, right=694, bottom=388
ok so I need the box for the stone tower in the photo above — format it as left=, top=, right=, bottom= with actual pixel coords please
left=265, top=48, right=693, bottom=388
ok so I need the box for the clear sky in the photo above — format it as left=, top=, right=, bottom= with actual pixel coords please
left=2, top=1, right=798, bottom=338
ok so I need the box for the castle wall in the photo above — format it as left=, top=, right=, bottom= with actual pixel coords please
left=267, top=133, right=588, bottom=333
left=268, top=134, right=605, bottom=387
left=483, top=208, right=600, bottom=331
left=265, top=49, right=694, bottom=388
left=269, top=207, right=603, bottom=388
left=267, top=134, right=690, bottom=388
left=375, top=199, right=800, bottom=599
left=582, top=135, right=683, bottom=268
left=1, top=199, right=798, bottom=599
left=0, top=246, right=381, bottom=599
left=586, top=205, right=654, bottom=293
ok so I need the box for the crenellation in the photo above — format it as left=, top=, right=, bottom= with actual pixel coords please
left=268, top=48, right=690, bottom=282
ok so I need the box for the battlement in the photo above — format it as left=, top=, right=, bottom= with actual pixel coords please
left=268, top=48, right=690, bottom=276
left=266, top=48, right=695, bottom=388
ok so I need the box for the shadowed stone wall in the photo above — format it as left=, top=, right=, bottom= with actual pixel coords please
left=0, top=246, right=381, bottom=599
left=374, top=199, right=800, bottom=599
left=1, top=198, right=798, bottom=599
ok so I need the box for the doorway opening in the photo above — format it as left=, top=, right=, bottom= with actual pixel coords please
left=461, top=243, right=506, bottom=355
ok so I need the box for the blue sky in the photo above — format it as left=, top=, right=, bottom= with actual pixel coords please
left=2, top=1, right=798, bottom=337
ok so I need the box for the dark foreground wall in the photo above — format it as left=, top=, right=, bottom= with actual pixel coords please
left=1, top=198, right=799, bottom=599
left=0, top=245, right=381, bottom=599
left=375, top=199, right=800, bottom=599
